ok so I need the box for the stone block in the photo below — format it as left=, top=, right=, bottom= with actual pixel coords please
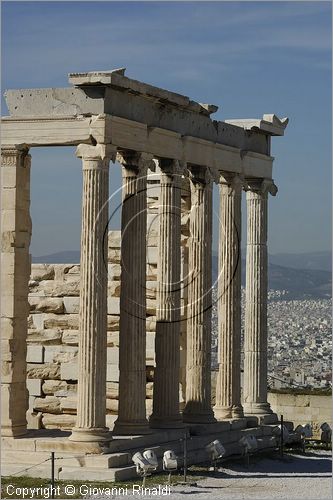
left=27, top=328, right=62, bottom=344
left=146, top=184, right=160, bottom=198
left=106, top=382, right=119, bottom=400
left=146, top=299, right=156, bottom=315
left=108, top=264, right=121, bottom=280
left=146, top=332, right=155, bottom=350
left=42, top=413, right=76, bottom=430
left=30, top=264, right=55, bottom=282
left=42, top=380, right=68, bottom=395
left=27, top=363, right=60, bottom=380
left=63, top=297, right=80, bottom=314
left=29, top=296, right=64, bottom=314
left=147, top=247, right=158, bottom=265
left=107, top=365, right=119, bottom=382
left=106, top=399, right=118, bottom=414
left=146, top=264, right=157, bottom=281
left=309, top=396, right=332, bottom=409
left=31, top=279, right=80, bottom=297
left=295, top=395, right=311, bottom=407
left=107, top=347, right=119, bottom=364
left=44, top=346, right=78, bottom=363
left=107, top=315, right=120, bottom=331
left=108, top=248, right=121, bottom=264
left=34, top=396, right=61, bottom=414
left=62, top=330, right=78, bottom=345
left=145, top=399, right=153, bottom=416
left=107, top=297, right=120, bottom=315
left=26, top=345, right=44, bottom=363
left=107, top=332, right=119, bottom=347
left=60, top=397, right=77, bottom=414
left=146, top=317, right=156, bottom=331
left=61, top=361, right=78, bottom=381
left=147, top=214, right=159, bottom=232
left=108, top=230, right=121, bottom=248
left=44, top=314, right=78, bottom=330
left=27, top=378, right=43, bottom=396
left=146, top=349, right=155, bottom=363
left=147, top=234, right=158, bottom=247
left=108, top=281, right=121, bottom=297
left=146, top=382, right=153, bottom=399
left=62, top=265, right=80, bottom=277
left=26, top=410, right=43, bottom=430
left=32, top=314, right=45, bottom=330
left=106, top=414, right=117, bottom=429
left=146, top=281, right=157, bottom=299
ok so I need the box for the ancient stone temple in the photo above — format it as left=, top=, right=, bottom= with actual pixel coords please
left=1, top=68, right=288, bottom=479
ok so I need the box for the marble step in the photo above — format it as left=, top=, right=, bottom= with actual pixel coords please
left=59, top=465, right=137, bottom=481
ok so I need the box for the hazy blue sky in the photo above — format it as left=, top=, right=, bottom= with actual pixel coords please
left=2, top=1, right=331, bottom=256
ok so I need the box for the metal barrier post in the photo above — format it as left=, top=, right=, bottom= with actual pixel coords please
left=51, top=452, right=55, bottom=499
left=280, top=415, right=284, bottom=457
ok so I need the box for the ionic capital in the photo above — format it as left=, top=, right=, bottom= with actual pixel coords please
left=218, top=172, right=244, bottom=193
left=1, top=145, right=30, bottom=167
left=187, top=165, right=213, bottom=186
left=154, top=158, right=185, bottom=175
left=76, top=144, right=117, bottom=167
left=245, top=178, right=278, bottom=197
left=117, top=150, right=154, bottom=176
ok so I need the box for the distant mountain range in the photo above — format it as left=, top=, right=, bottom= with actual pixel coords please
left=32, top=250, right=331, bottom=300
left=212, top=257, right=331, bottom=300
left=268, top=251, right=331, bottom=272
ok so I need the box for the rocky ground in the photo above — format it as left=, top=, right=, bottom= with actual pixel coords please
left=87, top=451, right=331, bottom=500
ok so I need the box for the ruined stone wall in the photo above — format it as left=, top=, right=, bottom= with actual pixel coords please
left=268, top=392, right=332, bottom=436
left=26, top=170, right=190, bottom=430
left=26, top=233, right=155, bottom=430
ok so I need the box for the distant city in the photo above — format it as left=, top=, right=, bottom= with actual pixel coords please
left=211, top=287, right=332, bottom=390
left=33, top=249, right=332, bottom=391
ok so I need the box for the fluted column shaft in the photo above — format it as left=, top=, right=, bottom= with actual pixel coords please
left=243, top=178, right=277, bottom=415
left=114, top=151, right=152, bottom=435
left=150, top=159, right=183, bottom=428
left=70, top=144, right=114, bottom=442
left=183, top=166, right=215, bottom=423
left=1, top=146, right=31, bottom=437
left=214, top=173, right=244, bottom=420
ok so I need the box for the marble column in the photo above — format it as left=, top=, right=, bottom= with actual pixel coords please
left=150, top=159, right=183, bottom=428
left=113, top=151, right=152, bottom=435
left=214, top=173, right=244, bottom=420
left=183, top=166, right=215, bottom=423
left=243, top=178, right=277, bottom=415
left=70, top=144, right=115, bottom=442
left=1, top=146, right=31, bottom=437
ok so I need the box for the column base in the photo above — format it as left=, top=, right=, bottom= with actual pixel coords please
left=149, top=414, right=185, bottom=429
left=213, top=405, right=232, bottom=420
left=113, top=420, right=152, bottom=436
left=213, top=405, right=244, bottom=420
left=69, top=427, right=112, bottom=443
left=243, top=402, right=273, bottom=415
